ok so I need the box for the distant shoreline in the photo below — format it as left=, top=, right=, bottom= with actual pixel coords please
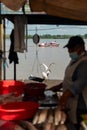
left=5, top=34, right=87, bottom=39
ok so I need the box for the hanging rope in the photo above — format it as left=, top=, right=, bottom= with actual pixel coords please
left=31, top=43, right=42, bottom=76
left=29, top=30, right=44, bottom=82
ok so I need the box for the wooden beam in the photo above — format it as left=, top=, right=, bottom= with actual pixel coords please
left=1, top=14, right=87, bottom=25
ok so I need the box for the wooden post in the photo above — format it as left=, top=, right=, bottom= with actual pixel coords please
left=0, top=18, right=3, bottom=80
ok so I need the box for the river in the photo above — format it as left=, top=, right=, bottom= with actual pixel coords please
left=3, top=38, right=87, bottom=80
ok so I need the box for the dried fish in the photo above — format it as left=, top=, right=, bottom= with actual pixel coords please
left=37, top=109, right=48, bottom=124
left=60, top=111, right=67, bottom=124
left=32, top=110, right=40, bottom=125
left=54, top=108, right=62, bottom=125
left=56, top=124, right=67, bottom=130
left=23, top=121, right=39, bottom=130
left=43, top=122, right=55, bottom=130
left=47, top=109, right=54, bottom=123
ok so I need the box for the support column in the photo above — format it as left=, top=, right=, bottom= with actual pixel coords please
left=0, top=19, right=3, bottom=80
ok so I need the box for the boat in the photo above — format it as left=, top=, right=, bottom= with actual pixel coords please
left=49, top=41, right=59, bottom=47
left=38, top=41, right=59, bottom=47
left=38, top=42, right=49, bottom=47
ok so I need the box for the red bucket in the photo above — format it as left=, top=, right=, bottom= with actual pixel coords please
left=24, top=82, right=47, bottom=96
left=0, top=80, right=25, bottom=96
left=0, top=101, right=39, bottom=120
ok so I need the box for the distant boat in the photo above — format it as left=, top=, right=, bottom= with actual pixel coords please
left=38, top=41, right=59, bottom=47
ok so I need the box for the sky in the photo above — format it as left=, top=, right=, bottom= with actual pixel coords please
left=5, top=20, right=87, bottom=35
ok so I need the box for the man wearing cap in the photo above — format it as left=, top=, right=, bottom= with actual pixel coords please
left=50, top=36, right=87, bottom=129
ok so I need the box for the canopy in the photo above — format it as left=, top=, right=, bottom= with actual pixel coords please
left=0, top=0, right=26, bottom=11
left=1, top=0, right=87, bottom=22
left=29, top=0, right=87, bottom=22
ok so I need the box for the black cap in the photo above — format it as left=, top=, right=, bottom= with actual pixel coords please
left=63, top=36, right=85, bottom=49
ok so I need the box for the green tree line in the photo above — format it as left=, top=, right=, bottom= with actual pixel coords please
left=5, top=34, right=87, bottom=39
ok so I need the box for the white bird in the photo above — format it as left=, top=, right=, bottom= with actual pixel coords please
left=41, top=63, right=55, bottom=79
left=42, top=72, right=48, bottom=79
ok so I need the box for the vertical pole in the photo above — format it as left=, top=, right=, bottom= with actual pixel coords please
left=0, top=18, right=3, bottom=80
left=3, top=18, right=6, bottom=80
left=14, top=62, right=16, bottom=80
left=0, top=2, right=1, bottom=14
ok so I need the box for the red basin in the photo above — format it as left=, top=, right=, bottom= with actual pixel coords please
left=0, top=101, right=39, bottom=120
left=24, top=82, right=47, bottom=96
left=0, top=80, right=25, bottom=96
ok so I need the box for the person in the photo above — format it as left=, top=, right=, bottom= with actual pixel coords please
left=50, top=36, right=87, bottom=129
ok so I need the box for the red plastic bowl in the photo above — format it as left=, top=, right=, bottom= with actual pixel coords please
left=24, top=82, right=47, bottom=96
left=0, top=80, right=25, bottom=96
left=0, top=101, right=39, bottom=120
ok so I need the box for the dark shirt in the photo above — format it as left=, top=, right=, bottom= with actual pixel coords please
left=69, top=60, right=87, bottom=95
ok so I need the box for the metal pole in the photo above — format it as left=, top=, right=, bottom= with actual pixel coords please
left=3, top=18, right=6, bottom=80
left=14, top=62, right=16, bottom=80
